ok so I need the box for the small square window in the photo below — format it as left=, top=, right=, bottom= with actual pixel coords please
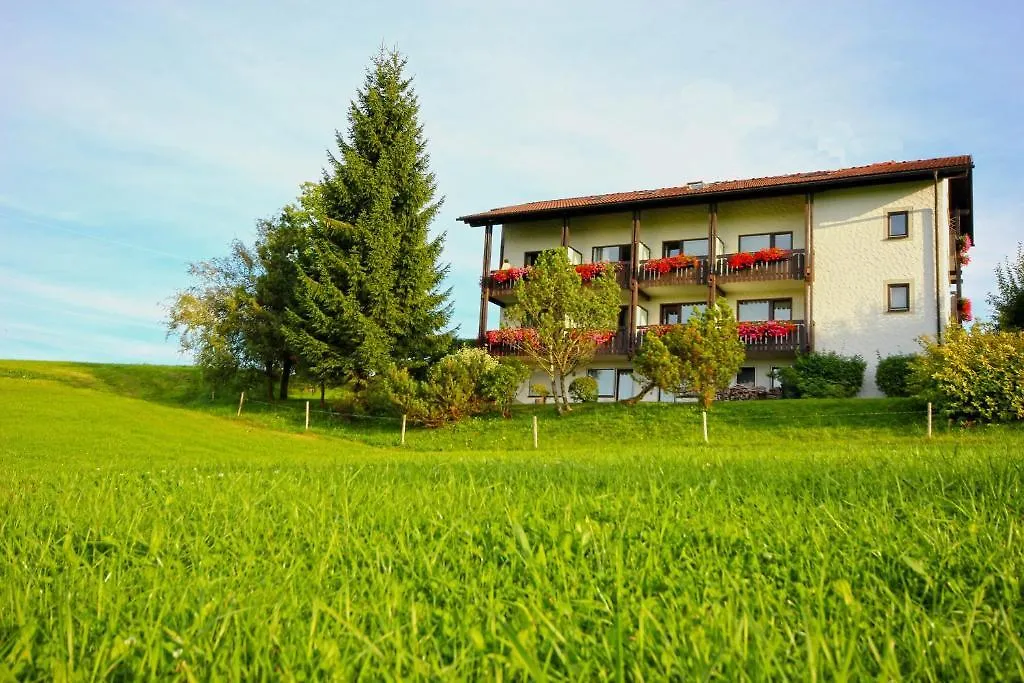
left=524, top=251, right=542, bottom=267
left=888, top=212, right=909, bottom=239
left=737, top=367, right=756, bottom=386
left=888, top=283, right=910, bottom=312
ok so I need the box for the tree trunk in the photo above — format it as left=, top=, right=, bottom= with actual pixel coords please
left=265, top=361, right=275, bottom=401
left=279, top=356, right=293, bottom=400
left=621, top=381, right=657, bottom=406
left=550, top=377, right=561, bottom=414
left=319, top=381, right=326, bottom=408
left=559, top=373, right=573, bottom=412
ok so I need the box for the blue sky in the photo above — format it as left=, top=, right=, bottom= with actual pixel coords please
left=2, top=0, right=1022, bottom=364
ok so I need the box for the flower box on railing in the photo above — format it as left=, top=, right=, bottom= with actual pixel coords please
left=737, top=320, right=797, bottom=343
left=485, top=327, right=617, bottom=349
left=643, top=254, right=698, bottom=275
left=727, top=248, right=791, bottom=271
left=487, top=262, right=616, bottom=287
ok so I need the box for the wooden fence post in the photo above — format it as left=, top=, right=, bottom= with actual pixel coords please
left=401, top=414, right=407, bottom=445
left=927, top=402, right=933, bottom=439
left=532, top=415, right=539, bottom=449
left=305, top=401, right=310, bottom=431
left=237, top=392, right=245, bottom=417
left=702, top=411, right=709, bottom=443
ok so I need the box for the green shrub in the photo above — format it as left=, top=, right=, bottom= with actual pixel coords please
left=779, top=352, right=866, bottom=398
left=530, top=383, right=551, bottom=403
left=479, top=359, right=530, bottom=417
left=384, top=349, right=528, bottom=426
left=875, top=354, right=916, bottom=397
left=568, top=376, right=599, bottom=403
left=912, top=325, right=1024, bottom=422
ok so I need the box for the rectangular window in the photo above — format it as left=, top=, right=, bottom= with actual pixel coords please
left=661, top=301, right=706, bottom=325
left=524, top=251, right=542, bottom=267
left=588, top=368, right=617, bottom=398
left=888, top=283, right=910, bottom=312
left=616, top=370, right=635, bottom=401
left=737, top=367, right=756, bottom=386
left=635, top=306, right=649, bottom=328
left=593, top=244, right=632, bottom=263
left=739, top=232, right=793, bottom=252
left=887, top=211, right=909, bottom=239
left=617, top=306, right=629, bottom=329
left=663, top=238, right=709, bottom=258
left=737, top=298, right=793, bottom=322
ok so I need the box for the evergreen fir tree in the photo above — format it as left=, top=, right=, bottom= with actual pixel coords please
left=288, top=49, right=452, bottom=387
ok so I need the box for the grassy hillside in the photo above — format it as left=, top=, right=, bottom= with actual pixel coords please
left=1, top=361, right=1022, bottom=679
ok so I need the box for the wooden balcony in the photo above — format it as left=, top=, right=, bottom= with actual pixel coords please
left=715, top=249, right=806, bottom=284
left=635, top=320, right=806, bottom=357
left=637, top=257, right=709, bottom=289
left=483, top=329, right=634, bottom=357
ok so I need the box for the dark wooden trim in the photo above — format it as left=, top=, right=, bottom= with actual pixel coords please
left=498, top=225, right=506, bottom=264
left=478, top=223, right=493, bottom=341
left=561, top=216, right=570, bottom=248
left=933, top=172, right=942, bottom=341
left=707, top=203, right=718, bottom=305
left=628, top=210, right=640, bottom=350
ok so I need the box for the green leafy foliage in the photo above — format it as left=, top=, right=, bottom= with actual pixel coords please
left=385, top=348, right=522, bottom=426
left=631, top=303, right=746, bottom=409
left=988, top=243, right=1024, bottom=330
left=912, top=324, right=1024, bottom=421
left=778, top=352, right=866, bottom=398
left=287, top=50, right=452, bottom=388
left=568, top=376, right=599, bottom=403
left=875, top=354, right=916, bottom=397
left=505, top=249, right=620, bottom=414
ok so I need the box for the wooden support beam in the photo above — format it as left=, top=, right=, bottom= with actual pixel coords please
left=707, top=203, right=718, bottom=305
left=561, top=216, right=570, bottom=248
left=628, top=211, right=641, bottom=348
left=478, top=222, right=493, bottom=341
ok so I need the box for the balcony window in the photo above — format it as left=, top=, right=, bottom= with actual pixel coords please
left=635, top=306, right=649, bottom=327
left=661, top=301, right=706, bottom=325
left=737, top=298, right=793, bottom=322
left=887, top=283, right=910, bottom=312
left=887, top=211, right=909, bottom=239
left=738, top=232, right=793, bottom=252
left=587, top=368, right=617, bottom=398
left=663, top=238, right=709, bottom=258
left=593, top=244, right=631, bottom=263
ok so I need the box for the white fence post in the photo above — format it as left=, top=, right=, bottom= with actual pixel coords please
left=237, top=392, right=245, bottom=417
left=401, top=414, right=407, bottom=445
left=702, top=410, right=709, bottom=443
left=305, top=401, right=310, bottom=431
left=927, top=402, right=933, bottom=439
left=532, top=415, right=539, bottom=449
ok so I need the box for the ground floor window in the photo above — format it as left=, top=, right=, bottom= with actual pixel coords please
left=737, top=366, right=756, bottom=386
left=587, top=369, right=617, bottom=398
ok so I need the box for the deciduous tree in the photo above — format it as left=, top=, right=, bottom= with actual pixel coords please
left=988, top=243, right=1024, bottom=330
left=504, top=249, right=620, bottom=414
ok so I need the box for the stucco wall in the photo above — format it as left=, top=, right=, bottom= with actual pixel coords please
left=717, top=195, right=806, bottom=253
left=501, top=219, right=562, bottom=267
left=812, top=180, right=950, bottom=396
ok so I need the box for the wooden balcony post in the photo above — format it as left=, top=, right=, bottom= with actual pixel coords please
left=478, top=222, right=493, bottom=342
left=804, top=193, right=814, bottom=351
left=561, top=216, right=570, bottom=248
left=628, top=210, right=640, bottom=348
left=707, top=202, right=718, bottom=305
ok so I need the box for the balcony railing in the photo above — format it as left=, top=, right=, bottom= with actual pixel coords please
left=715, top=249, right=806, bottom=283
left=636, top=320, right=806, bottom=355
left=483, top=329, right=634, bottom=357
left=637, top=256, right=709, bottom=287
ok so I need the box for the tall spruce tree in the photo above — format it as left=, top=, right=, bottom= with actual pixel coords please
left=288, top=50, right=452, bottom=387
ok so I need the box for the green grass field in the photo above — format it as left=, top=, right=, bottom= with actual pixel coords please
left=1, top=360, right=1022, bottom=679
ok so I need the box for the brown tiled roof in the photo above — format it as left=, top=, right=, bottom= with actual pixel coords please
left=459, top=155, right=973, bottom=225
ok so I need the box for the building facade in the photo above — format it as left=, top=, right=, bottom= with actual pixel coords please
left=459, top=156, right=974, bottom=400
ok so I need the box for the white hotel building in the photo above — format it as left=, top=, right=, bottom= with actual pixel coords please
left=459, top=156, right=975, bottom=400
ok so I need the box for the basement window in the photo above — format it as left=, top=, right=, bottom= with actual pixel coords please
left=887, top=212, right=909, bottom=239
left=887, top=283, right=910, bottom=312
left=736, top=367, right=756, bottom=386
